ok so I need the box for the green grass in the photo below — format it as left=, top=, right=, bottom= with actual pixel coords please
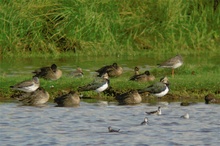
left=1, top=64, right=220, bottom=102
left=0, top=0, right=220, bottom=57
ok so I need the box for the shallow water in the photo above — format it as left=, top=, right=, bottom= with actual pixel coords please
left=1, top=53, right=220, bottom=145
left=0, top=102, right=219, bottom=145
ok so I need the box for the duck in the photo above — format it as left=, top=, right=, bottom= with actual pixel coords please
left=32, top=64, right=62, bottom=80
left=70, top=67, right=83, bottom=78
left=108, top=126, right=120, bottom=132
left=138, top=76, right=169, bottom=98
left=96, top=63, right=123, bottom=77
left=140, top=117, right=148, bottom=125
left=10, top=87, right=49, bottom=106
left=10, top=77, right=40, bottom=92
left=180, top=113, right=189, bottom=119
left=130, top=70, right=155, bottom=82
left=158, top=55, right=183, bottom=76
left=78, top=73, right=109, bottom=94
left=134, top=66, right=140, bottom=75
left=146, top=106, right=162, bottom=115
left=204, top=94, right=220, bottom=104
left=54, top=91, right=80, bottom=107
left=115, top=90, right=142, bottom=105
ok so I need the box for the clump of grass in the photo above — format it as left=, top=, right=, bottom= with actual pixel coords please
left=0, top=0, right=220, bottom=57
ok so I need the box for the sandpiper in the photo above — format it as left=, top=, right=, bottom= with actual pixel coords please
left=54, top=91, right=80, bottom=107
left=115, top=89, right=142, bottom=105
left=146, top=107, right=162, bottom=115
left=180, top=113, right=189, bottom=119
left=138, top=76, right=169, bottom=98
left=96, top=63, right=123, bottom=77
left=11, top=87, right=49, bottom=106
left=108, top=126, right=120, bottom=132
left=140, top=117, right=148, bottom=125
left=130, top=70, right=155, bottom=82
left=158, top=55, right=183, bottom=76
left=10, top=77, right=40, bottom=92
left=78, top=73, right=109, bottom=94
left=32, top=64, right=62, bottom=80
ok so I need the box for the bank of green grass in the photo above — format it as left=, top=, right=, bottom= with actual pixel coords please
left=1, top=63, right=220, bottom=102
left=0, top=0, right=220, bottom=57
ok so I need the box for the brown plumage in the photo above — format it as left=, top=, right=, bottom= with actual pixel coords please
left=115, top=90, right=142, bottom=105
left=54, top=91, right=80, bottom=107
left=130, top=70, right=155, bottom=82
left=96, top=63, right=123, bottom=77
left=11, top=87, right=49, bottom=106
left=33, top=64, right=62, bottom=80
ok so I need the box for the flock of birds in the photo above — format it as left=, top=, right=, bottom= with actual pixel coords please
left=9, top=55, right=193, bottom=132
left=10, top=55, right=183, bottom=106
left=8, top=54, right=219, bottom=133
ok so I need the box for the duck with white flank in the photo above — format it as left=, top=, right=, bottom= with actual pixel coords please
left=138, top=76, right=169, bottom=98
left=78, top=73, right=109, bottom=96
left=96, top=62, right=123, bottom=77
left=140, top=117, right=148, bottom=125
left=32, top=64, right=62, bottom=80
left=158, top=55, right=183, bottom=76
left=10, top=77, right=40, bottom=92
left=146, top=107, right=162, bottom=115
left=11, top=87, right=49, bottom=106
left=108, top=126, right=120, bottom=132
left=54, top=91, right=80, bottom=107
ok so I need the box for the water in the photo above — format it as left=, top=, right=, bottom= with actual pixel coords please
left=1, top=53, right=220, bottom=145
left=0, top=102, right=220, bottom=145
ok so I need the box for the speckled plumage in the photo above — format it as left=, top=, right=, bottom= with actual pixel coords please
left=11, top=87, right=49, bottom=106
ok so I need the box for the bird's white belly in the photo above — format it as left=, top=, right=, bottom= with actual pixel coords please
left=173, top=62, right=183, bottom=69
left=95, top=82, right=108, bottom=93
left=21, top=85, right=39, bottom=92
left=154, top=87, right=169, bottom=97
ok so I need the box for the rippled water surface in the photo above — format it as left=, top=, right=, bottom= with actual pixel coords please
left=1, top=53, right=220, bottom=145
left=0, top=102, right=219, bottom=145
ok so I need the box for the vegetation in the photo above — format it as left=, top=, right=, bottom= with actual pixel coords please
left=0, top=0, right=220, bottom=57
left=1, top=0, right=220, bottom=103
left=1, top=53, right=220, bottom=103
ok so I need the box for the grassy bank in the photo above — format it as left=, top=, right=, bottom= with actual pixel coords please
left=0, top=53, right=220, bottom=101
left=0, top=0, right=220, bottom=57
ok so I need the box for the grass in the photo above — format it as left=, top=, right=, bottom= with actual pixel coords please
left=0, top=0, right=220, bottom=57
left=1, top=0, right=220, bottom=103
left=1, top=57, right=220, bottom=103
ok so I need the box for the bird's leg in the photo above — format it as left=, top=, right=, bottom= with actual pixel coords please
left=172, top=69, right=174, bottom=77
